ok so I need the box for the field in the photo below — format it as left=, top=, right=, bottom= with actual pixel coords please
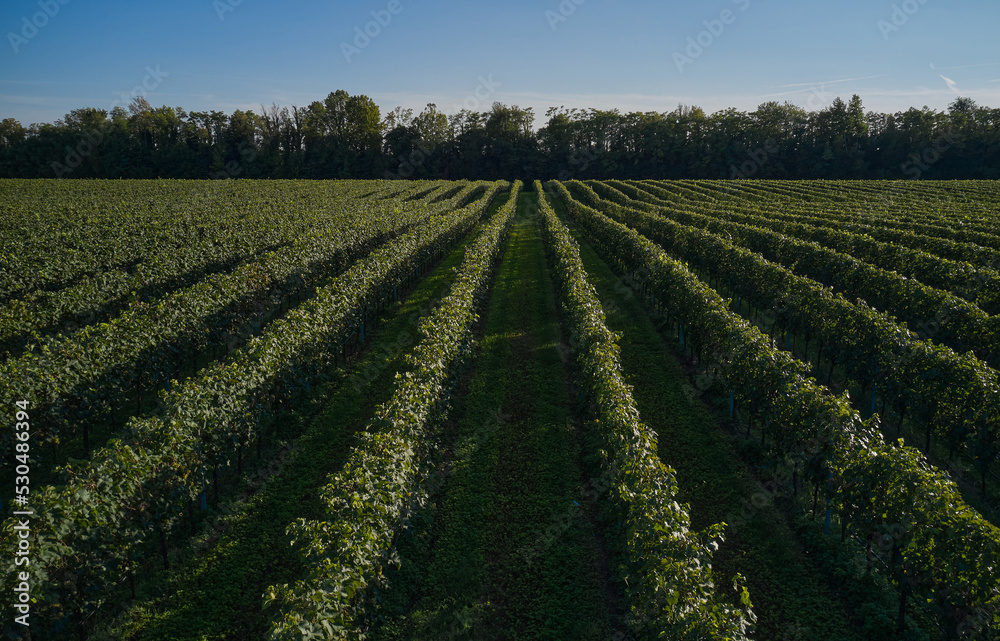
left=1, top=178, right=999, bottom=641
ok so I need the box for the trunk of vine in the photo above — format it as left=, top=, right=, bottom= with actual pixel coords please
left=896, top=586, right=909, bottom=633
left=159, top=528, right=169, bottom=570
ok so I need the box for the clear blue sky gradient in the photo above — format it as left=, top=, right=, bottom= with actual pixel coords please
left=1, top=0, right=998, bottom=128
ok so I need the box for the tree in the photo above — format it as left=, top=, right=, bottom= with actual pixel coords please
left=2, top=90, right=1000, bottom=179
left=0, top=117, right=25, bottom=148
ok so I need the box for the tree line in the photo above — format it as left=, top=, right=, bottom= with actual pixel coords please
left=0, top=89, right=997, bottom=181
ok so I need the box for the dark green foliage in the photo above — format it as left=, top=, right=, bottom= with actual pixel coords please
left=3, top=93, right=1000, bottom=179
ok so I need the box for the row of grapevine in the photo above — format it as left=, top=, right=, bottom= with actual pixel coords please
left=569, top=182, right=1000, bottom=496
left=0, top=181, right=462, bottom=357
left=677, top=179, right=1000, bottom=236
left=640, top=178, right=1000, bottom=252
left=686, top=179, right=1000, bottom=246
left=535, top=182, right=755, bottom=640
left=264, top=181, right=523, bottom=639
left=712, top=180, right=853, bottom=204
left=0, top=234, right=288, bottom=358
left=0, top=179, right=416, bottom=301
left=0, top=184, right=485, bottom=468
left=0, top=182, right=506, bottom=639
left=609, top=181, right=1000, bottom=314
left=728, top=195, right=1000, bottom=263
left=586, top=181, right=1000, bottom=365
left=551, top=180, right=1000, bottom=638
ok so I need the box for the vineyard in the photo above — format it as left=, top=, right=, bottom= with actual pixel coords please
left=1, top=178, right=999, bottom=640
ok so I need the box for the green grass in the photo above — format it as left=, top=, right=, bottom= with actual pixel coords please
left=371, top=191, right=614, bottom=641
left=93, top=198, right=509, bottom=641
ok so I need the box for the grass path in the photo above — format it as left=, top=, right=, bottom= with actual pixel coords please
left=371, top=191, right=615, bottom=640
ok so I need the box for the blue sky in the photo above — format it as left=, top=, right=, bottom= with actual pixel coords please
left=2, top=0, right=999, bottom=128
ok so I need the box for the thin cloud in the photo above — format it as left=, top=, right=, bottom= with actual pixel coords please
left=769, top=75, right=885, bottom=89
left=170, top=72, right=299, bottom=85
left=0, top=80, right=97, bottom=86
left=940, top=74, right=961, bottom=94
left=761, top=88, right=824, bottom=99
left=0, top=94, right=91, bottom=107
left=937, top=62, right=1000, bottom=70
